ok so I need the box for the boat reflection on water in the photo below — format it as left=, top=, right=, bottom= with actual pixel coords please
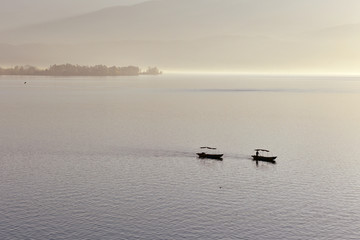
left=196, top=147, right=223, bottom=160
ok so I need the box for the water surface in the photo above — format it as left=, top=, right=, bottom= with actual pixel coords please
left=1, top=74, right=360, bottom=239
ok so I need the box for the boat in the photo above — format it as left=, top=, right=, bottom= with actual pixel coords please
left=252, top=149, right=277, bottom=163
left=197, top=147, right=223, bottom=160
left=197, top=152, right=224, bottom=160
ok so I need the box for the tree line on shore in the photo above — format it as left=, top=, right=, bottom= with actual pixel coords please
left=0, top=64, right=162, bottom=76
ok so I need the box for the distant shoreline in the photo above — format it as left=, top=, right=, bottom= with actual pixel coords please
left=0, top=64, right=162, bottom=76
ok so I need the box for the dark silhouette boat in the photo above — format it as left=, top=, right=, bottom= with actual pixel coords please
left=197, top=147, right=223, bottom=160
left=252, top=149, right=277, bottom=163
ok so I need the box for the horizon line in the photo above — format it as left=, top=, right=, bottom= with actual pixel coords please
left=163, top=69, right=360, bottom=77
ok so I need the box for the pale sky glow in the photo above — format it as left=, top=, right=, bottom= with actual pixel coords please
left=1, top=0, right=360, bottom=73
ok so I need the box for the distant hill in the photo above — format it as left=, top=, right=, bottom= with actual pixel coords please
left=1, top=34, right=359, bottom=73
left=1, top=0, right=360, bottom=73
left=0, top=0, right=146, bottom=31
left=2, top=0, right=360, bottom=44
left=309, top=23, right=360, bottom=40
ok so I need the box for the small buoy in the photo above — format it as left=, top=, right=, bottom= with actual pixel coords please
left=24, top=82, right=27, bottom=84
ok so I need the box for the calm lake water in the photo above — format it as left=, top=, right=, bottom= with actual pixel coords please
left=1, top=74, right=360, bottom=240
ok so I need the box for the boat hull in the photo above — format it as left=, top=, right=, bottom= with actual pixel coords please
left=252, top=155, right=277, bottom=163
left=197, top=153, right=223, bottom=160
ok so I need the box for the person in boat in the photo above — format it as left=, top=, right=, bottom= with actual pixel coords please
left=256, top=150, right=259, bottom=157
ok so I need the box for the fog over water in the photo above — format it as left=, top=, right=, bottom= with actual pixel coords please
left=1, top=75, right=359, bottom=239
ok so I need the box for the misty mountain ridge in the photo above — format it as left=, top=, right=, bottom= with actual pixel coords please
left=306, top=23, right=360, bottom=41
left=2, top=0, right=360, bottom=44
left=1, top=0, right=360, bottom=73
left=0, top=0, right=146, bottom=31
